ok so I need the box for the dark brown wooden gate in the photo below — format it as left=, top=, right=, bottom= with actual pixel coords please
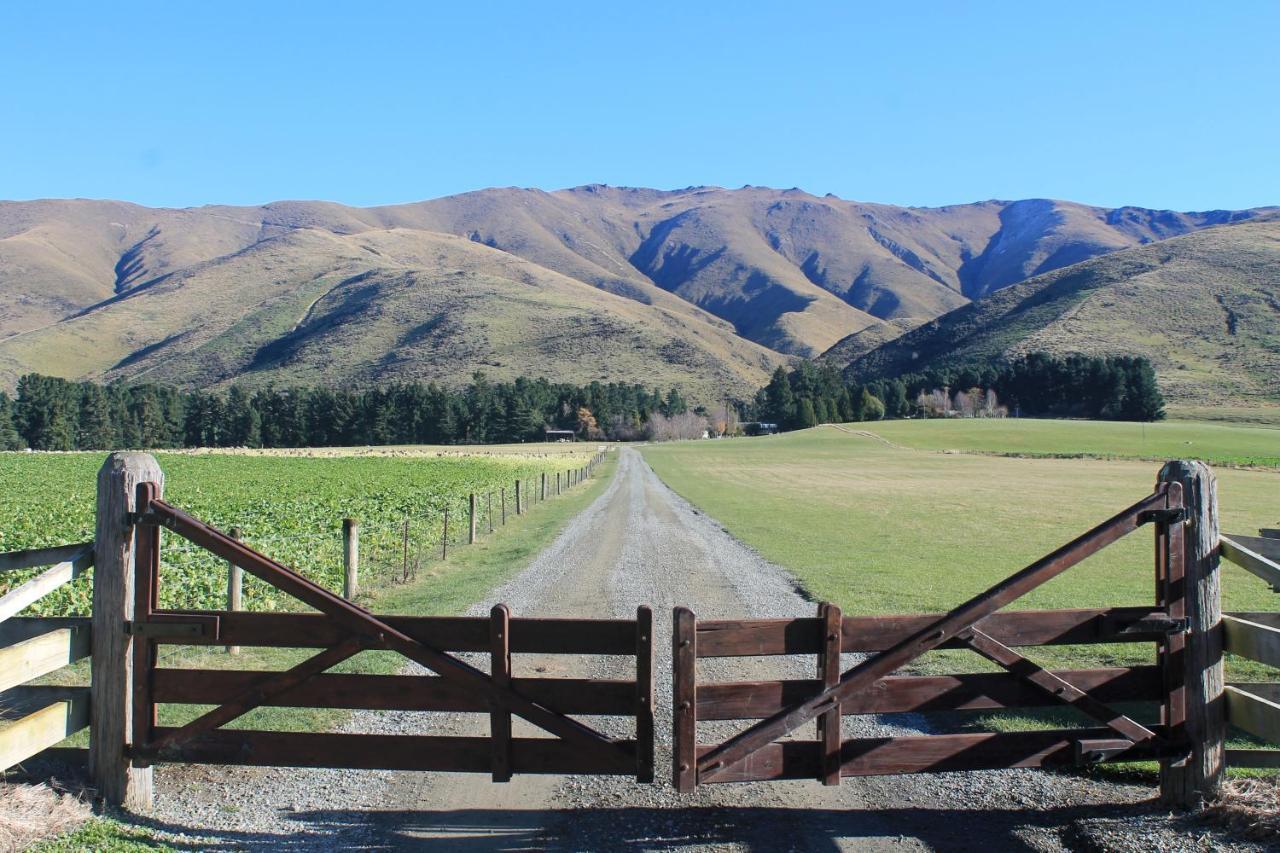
left=127, top=484, right=654, bottom=781
left=672, top=480, right=1193, bottom=790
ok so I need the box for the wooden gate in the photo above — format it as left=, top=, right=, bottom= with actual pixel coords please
left=126, top=484, right=654, bottom=781
left=672, top=475, right=1199, bottom=791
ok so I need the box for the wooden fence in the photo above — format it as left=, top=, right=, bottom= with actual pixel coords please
left=1219, top=527, right=1280, bottom=767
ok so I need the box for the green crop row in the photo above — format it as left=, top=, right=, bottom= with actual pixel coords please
left=0, top=450, right=596, bottom=614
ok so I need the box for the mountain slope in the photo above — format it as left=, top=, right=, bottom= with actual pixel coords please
left=837, top=217, right=1280, bottom=406
left=0, top=187, right=1270, bottom=399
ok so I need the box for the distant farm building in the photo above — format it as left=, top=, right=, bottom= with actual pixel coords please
left=544, top=429, right=576, bottom=442
left=742, top=422, right=779, bottom=436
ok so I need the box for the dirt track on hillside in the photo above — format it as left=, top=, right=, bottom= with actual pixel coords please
left=140, top=448, right=1257, bottom=851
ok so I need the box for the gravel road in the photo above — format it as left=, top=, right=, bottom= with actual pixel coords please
left=141, top=448, right=1261, bottom=851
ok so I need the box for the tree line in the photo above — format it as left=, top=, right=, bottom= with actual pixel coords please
left=752, top=352, right=1165, bottom=429
left=0, top=373, right=698, bottom=451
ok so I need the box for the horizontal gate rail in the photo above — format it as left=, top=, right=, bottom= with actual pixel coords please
left=140, top=609, right=637, bottom=654
left=695, top=666, right=1162, bottom=719
left=694, top=607, right=1175, bottom=657
left=693, top=727, right=1179, bottom=783
left=147, top=730, right=640, bottom=775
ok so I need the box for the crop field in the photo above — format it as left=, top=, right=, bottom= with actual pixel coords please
left=0, top=446, right=600, bottom=615
left=858, top=418, right=1280, bottom=467
left=641, top=425, right=1280, bottom=679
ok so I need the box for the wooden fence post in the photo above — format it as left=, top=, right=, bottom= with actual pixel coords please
left=515, top=480, right=522, bottom=516
left=1158, top=460, right=1224, bottom=807
left=92, top=452, right=160, bottom=812
left=469, top=494, right=477, bottom=545
left=541, top=472, right=547, bottom=501
left=556, top=472, right=561, bottom=496
left=501, top=488, right=506, bottom=525
left=673, top=607, right=697, bottom=792
left=487, top=492, right=494, bottom=534
left=441, top=509, right=449, bottom=560
left=226, top=527, right=243, bottom=654
left=342, top=519, right=358, bottom=600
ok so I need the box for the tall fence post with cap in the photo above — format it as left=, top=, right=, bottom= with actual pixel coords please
left=1158, top=459, right=1224, bottom=807
left=92, top=452, right=160, bottom=812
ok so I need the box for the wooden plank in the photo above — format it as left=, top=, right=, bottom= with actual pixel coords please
left=1223, top=615, right=1280, bottom=668
left=635, top=605, right=655, bottom=782
left=0, top=547, right=93, bottom=623
left=1228, top=612, right=1280, bottom=629
left=0, top=697, right=91, bottom=771
left=0, top=543, right=93, bottom=574
left=695, top=727, right=1173, bottom=783
left=1260, top=529, right=1280, bottom=540
left=1225, top=748, right=1280, bottom=768
left=697, top=488, right=1168, bottom=781
left=0, top=627, right=91, bottom=694
left=0, top=685, right=90, bottom=720
left=696, top=667, right=1162, bottom=720
left=673, top=607, right=697, bottom=792
left=1220, top=535, right=1280, bottom=591
left=0, top=616, right=89, bottom=648
left=1225, top=685, right=1280, bottom=745
left=1228, top=682, right=1280, bottom=703
left=166, top=610, right=636, bottom=655
left=150, top=729, right=639, bottom=775
left=695, top=607, right=1170, bottom=657
left=151, top=669, right=636, bottom=714
left=489, top=604, right=512, bottom=783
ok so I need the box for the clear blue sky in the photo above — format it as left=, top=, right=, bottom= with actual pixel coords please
left=3, top=2, right=1276, bottom=211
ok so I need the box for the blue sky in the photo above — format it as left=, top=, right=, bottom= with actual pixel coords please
left=2, top=2, right=1276, bottom=210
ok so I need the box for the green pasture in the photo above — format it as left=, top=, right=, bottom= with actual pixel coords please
left=857, top=418, right=1280, bottom=467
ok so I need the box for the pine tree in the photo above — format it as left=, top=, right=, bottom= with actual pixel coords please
left=763, top=366, right=795, bottom=426
left=797, top=398, right=818, bottom=429
left=0, top=392, right=24, bottom=450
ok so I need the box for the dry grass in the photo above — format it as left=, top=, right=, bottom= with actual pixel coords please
left=1201, top=777, right=1280, bottom=841
left=0, top=782, right=91, bottom=852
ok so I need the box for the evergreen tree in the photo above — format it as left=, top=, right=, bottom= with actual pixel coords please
left=797, top=398, right=818, bottom=429
left=763, top=366, right=795, bottom=426
left=0, top=392, right=24, bottom=450
left=860, top=387, right=885, bottom=421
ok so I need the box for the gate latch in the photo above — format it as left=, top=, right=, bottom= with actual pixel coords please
left=1138, top=507, right=1185, bottom=526
left=1074, top=738, right=1134, bottom=766
left=1113, top=616, right=1189, bottom=636
left=127, top=614, right=220, bottom=640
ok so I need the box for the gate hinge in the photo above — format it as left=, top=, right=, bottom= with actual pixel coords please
left=125, top=510, right=173, bottom=528
left=1113, top=616, right=1189, bottom=636
left=1138, top=507, right=1185, bottom=526
left=1074, top=738, right=1134, bottom=765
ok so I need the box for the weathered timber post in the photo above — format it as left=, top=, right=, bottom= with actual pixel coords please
left=556, top=472, right=561, bottom=496
left=541, top=472, right=547, bottom=501
left=342, top=518, right=359, bottom=600
left=515, top=480, right=522, bottom=516
left=468, top=494, right=477, bottom=545
left=92, top=452, right=160, bottom=812
left=402, top=517, right=411, bottom=578
left=1158, top=460, right=1224, bottom=807
left=501, top=487, right=506, bottom=525
left=226, top=527, right=243, bottom=654
left=441, top=508, right=449, bottom=560
left=487, top=492, right=494, bottom=534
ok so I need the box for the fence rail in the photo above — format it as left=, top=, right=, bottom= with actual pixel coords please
left=1220, top=527, right=1280, bottom=768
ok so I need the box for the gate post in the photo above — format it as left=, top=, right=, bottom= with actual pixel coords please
left=1158, top=460, right=1224, bottom=807
left=92, top=452, right=161, bottom=812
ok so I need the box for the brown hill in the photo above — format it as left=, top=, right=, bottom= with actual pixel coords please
left=836, top=216, right=1280, bottom=408
left=0, top=187, right=1269, bottom=399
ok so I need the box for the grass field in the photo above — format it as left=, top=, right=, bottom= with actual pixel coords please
left=858, top=418, right=1280, bottom=467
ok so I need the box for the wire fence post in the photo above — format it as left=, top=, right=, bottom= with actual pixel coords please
left=515, top=479, right=522, bottom=516
left=541, top=472, right=547, bottom=501
left=469, top=493, right=477, bottom=545
left=342, top=518, right=359, bottom=600
left=441, top=508, right=449, bottom=560
left=487, top=491, right=494, bottom=533
left=501, top=487, right=506, bottom=525
left=226, top=527, right=242, bottom=655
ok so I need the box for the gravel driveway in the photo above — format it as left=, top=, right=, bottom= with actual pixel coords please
left=142, top=448, right=1259, bottom=851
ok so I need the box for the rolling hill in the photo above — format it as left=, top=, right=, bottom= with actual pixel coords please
left=0, top=187, right=1271, bottom=401
left=836, top=215, right=1280, bottom=409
